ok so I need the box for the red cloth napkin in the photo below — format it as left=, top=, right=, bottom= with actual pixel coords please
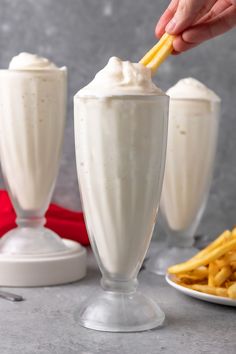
left=0, top=190, right=89, bottom=246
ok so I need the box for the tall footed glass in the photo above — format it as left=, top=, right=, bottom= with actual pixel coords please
left=74, top=94, right=169, bottom=332
left=146, top=97, right=220, bottom=275
left=0, top=69, right=67, bottom=255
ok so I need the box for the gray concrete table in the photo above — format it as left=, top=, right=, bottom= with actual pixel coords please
left=0, top=244, right=235, bottom=354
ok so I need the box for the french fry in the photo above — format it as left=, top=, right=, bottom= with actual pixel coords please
left=225, top=280, right=235, bottom=288
left=214, top=266, right=232, bottom=287
left=192, top=266, right=208, bottom=278
left=139, top=33, right=170, bottom=66
left=190, top=230, right=232, bottom=261
left=140, top=33, right=175, bottom=74
left=178, top=276, right=203, bottom=284
left=230, top=271, right=236, bottom=281
left=168, top=238, right=236, bottom=274
left=227, top=282, right=236, bottom=299
left=230, top=262, right=236, bottom=270
left=215, top=256, right=229, bottom=268
left=178, top=267, right=208, bottom=282
left=190, top=284, right=228, bottom=297
left=168, top=228, right=236, bottom=299
left=146, top=38, right=174, bottom=73
left=226, top=252, right=236, bottom=263
left=208, top=262, right=219, bottom=286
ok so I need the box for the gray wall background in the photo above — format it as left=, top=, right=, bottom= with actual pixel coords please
left=0, top=0, right=235, bottom=239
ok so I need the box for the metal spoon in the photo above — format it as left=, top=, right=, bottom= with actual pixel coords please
left=0, top=290, right=24, bottom=302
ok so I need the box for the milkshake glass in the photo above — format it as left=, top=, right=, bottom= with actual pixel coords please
left=0, top=53, right=67, bottom=255
left=74, top=58, right=169, bottom=332
left=146, top=78, right=220, bottom=275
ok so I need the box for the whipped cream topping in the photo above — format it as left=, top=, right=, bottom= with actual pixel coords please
left=78, top=57, right=165, bottom=97
left=167, top=77, right=220, bottom=101
left=9, top=52, right=58, bottom=70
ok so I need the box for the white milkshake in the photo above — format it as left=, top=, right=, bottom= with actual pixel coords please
left=74, top=57, right=168, bottom=332
left=0, top=53, right=67, bottom=215
left=146, top=78, right=220, bottom=275
left=161, top=78, right=220, bottom=240
left=75, top=57, right=168, bottom=279
left=0, top=53, right=67, bottom=254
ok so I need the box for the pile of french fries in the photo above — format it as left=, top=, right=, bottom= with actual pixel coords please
left=168, top=229, right=236, bottom=299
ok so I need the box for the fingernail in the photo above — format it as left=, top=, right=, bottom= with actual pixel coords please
left=165, top=19, right=176, bottom=33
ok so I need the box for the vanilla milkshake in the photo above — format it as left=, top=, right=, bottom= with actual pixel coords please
left=74, top=57, right=168, bottom=280
left=161, top=78, right=220, bottom=243
left=0, top=53, right=67, bottom=215
left=0, top=53, right=67, bottom=255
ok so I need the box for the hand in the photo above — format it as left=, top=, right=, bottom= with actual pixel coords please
left=156, top=0, right=236, bottom=53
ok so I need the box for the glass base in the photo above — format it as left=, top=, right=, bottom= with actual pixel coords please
left=146, top=246, right=198, bottom=276
left=76, top=287, right=165, bottom=332
left=0, top=226, right=67, bottom=255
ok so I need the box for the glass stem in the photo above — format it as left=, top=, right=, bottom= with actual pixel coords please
left=166, top=232, right=194, bottom=248
left=101, top=276, right=138, bottom=294
left=16, top=216, right=46, bottom=228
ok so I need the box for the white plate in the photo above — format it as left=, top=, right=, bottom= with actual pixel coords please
left=165, top=274, right=236, bottom=307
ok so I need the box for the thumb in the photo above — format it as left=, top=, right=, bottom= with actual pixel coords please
left=165, top=0, right=211, bottom=34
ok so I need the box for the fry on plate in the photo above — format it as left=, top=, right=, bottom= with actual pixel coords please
left=168, top=228, right=236, bottom=299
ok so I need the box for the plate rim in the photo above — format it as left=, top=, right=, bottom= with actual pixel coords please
left=165, top=273, right=236, bottom=307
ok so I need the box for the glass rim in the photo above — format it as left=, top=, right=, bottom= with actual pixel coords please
left=74, top=94, right=169, bottom=101
left=168, top=97, right=221, bottom=103
left=0, top=67, right=67, bottom=75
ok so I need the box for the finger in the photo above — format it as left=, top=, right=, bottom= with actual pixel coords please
left=183, top=5, right=236, bottom=43
left=155, top=0, right=179, bottom=38
left=171, top=50, right=181, bottom=55
left=172, top=46, right=197, bottom=54
left=172, top=35, right=199, bottom=53
left=196, top=0, right=232, bottom=25
left=165, top=0, right=210, bottom=34
left=193, top=0, right=218, bottom=24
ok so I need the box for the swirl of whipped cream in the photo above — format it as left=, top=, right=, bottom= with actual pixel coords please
left=167, top=78, right=220, bottom=102
left=78, top=57, right=165, bottom=97
left=9, top=52, right=58, bottom=70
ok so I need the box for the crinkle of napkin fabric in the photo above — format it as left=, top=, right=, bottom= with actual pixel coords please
left=0, top=190, right=89, bottom=246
